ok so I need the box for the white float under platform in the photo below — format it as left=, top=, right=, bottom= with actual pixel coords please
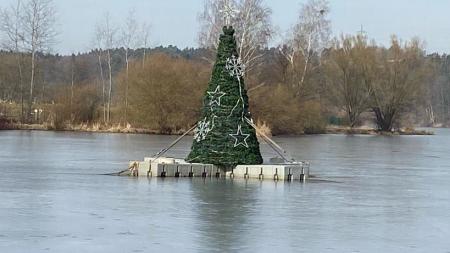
left=124, top=157, right=310, bottom=181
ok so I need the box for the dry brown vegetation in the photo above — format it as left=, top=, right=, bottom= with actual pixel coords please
left=0, top=38, right=439, bottom=135
left=117, top=53, right=210, bottom=134
left=0, top=0, right=447, bottom=135
left=250, top=85, right=325, bottom=135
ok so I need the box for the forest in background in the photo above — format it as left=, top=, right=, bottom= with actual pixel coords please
left=1, top=0, right=450, bottom=135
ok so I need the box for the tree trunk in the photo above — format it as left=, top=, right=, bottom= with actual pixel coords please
left=107, top=49, right=113, bottom=123
left=41, top=82, right=45, bottom=106
left=426, top=104, right=435, bottom=126
left=98, top=53, right=106, bottom=124
left=373, top=107, right=395, bottom=132
left=142, top=48, right=146, bottom=68
left=125, top=49, right=129, bottom=124
left=70, top=63, right=74, bottom=124
left=348, top=108, right=357, bottom=128
left=298, top=52, right=310, bottom=94
left=296, top=33, right=313, bottom=96
left=28, top=51, right=36, bottom=123
left=16, top=53, right=24, bottom=123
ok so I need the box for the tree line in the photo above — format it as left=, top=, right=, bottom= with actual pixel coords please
left=0, top=0, right=449, bottom=134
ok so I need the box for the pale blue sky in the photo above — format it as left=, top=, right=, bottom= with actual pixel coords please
left=1, top=0, right=449, bottom=55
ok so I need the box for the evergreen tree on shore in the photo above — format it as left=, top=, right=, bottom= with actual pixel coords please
left=186, top=26, right=263, bottom=168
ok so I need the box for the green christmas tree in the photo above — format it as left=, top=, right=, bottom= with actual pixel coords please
left=186, top=26, right=263, bottom=168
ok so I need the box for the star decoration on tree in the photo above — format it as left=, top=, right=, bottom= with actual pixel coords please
left=229, top=124, right=250, bottom=148
left=194, top=117, right=213, bottom=142
left=207, top=85, right=226, bottom=108
left=225, top=55, right=245, bottom=79
left=219, top=0, right=238, bottom=26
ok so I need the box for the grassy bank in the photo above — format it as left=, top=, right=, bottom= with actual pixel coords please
left=325, top=126, right=434, bottom=135
left=1, top=122, right=191, bottom=135
left=0, top=121, right=434, bottom=136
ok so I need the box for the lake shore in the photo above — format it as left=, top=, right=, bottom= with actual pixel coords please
left=0, top=123, right=176, bottom=135
left=324, top=126, right=434, bottom=136
left=0, top=122, right=435, bottom=136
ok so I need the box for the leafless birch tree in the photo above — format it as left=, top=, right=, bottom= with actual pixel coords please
left=120, top=9, right=139, bottom=124
left=21, top=0, right=57, bottom=122
left=280, top=0, right=331, bottom=95
left=93, top=24, right=107, bottom=123
left=96, top=12, right=116, bottom=123
left=70, top=53, right=75, bottom=123
left=140, top=22, right=150, bottom=68
left=0, top=0, right=25, bottom=121
left=198, top=0, right=273, bottom=70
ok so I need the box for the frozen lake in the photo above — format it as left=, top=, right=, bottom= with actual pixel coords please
left=0, top=129, right=449, bottom=252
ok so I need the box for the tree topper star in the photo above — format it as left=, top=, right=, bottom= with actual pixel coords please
left=219, top=0, right=238, bottom=26
left=229, top=124, right=250, bottom=148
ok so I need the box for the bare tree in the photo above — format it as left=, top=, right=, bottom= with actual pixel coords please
left=370, top=37, right=429, bottom=131
left=93, top=24, right=107, bottom=123
left=0, top=0, right=25, bottom=121
left=120, top=9, right=139, bottom=124
left=70, top=53, right=75, bottom=123
left=428, top=55, right=450, bottom=126
left=127, top=53, right=209, bottom=132
left=96, top=12, right=116, bottom=123
left=324, top=35, right=375, bottom=127
left=140, top=22, right=150, bottom=68
left=280, top=0, right=331, bottom=95
left=21, top=0, right=57, bottom=122
left=198, top=0, right=273, bottom=70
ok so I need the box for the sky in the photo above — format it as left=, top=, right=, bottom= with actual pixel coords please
left=1, top=0, right=449, bottom=55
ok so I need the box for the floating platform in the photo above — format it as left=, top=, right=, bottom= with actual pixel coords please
left=124, top=157, right=310, bottom=181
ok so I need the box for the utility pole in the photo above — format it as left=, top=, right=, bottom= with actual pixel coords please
left=358, top=24, right=367, bottom=38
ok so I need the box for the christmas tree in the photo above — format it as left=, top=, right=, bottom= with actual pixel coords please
left=186, top=26, right=263, bottom=168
